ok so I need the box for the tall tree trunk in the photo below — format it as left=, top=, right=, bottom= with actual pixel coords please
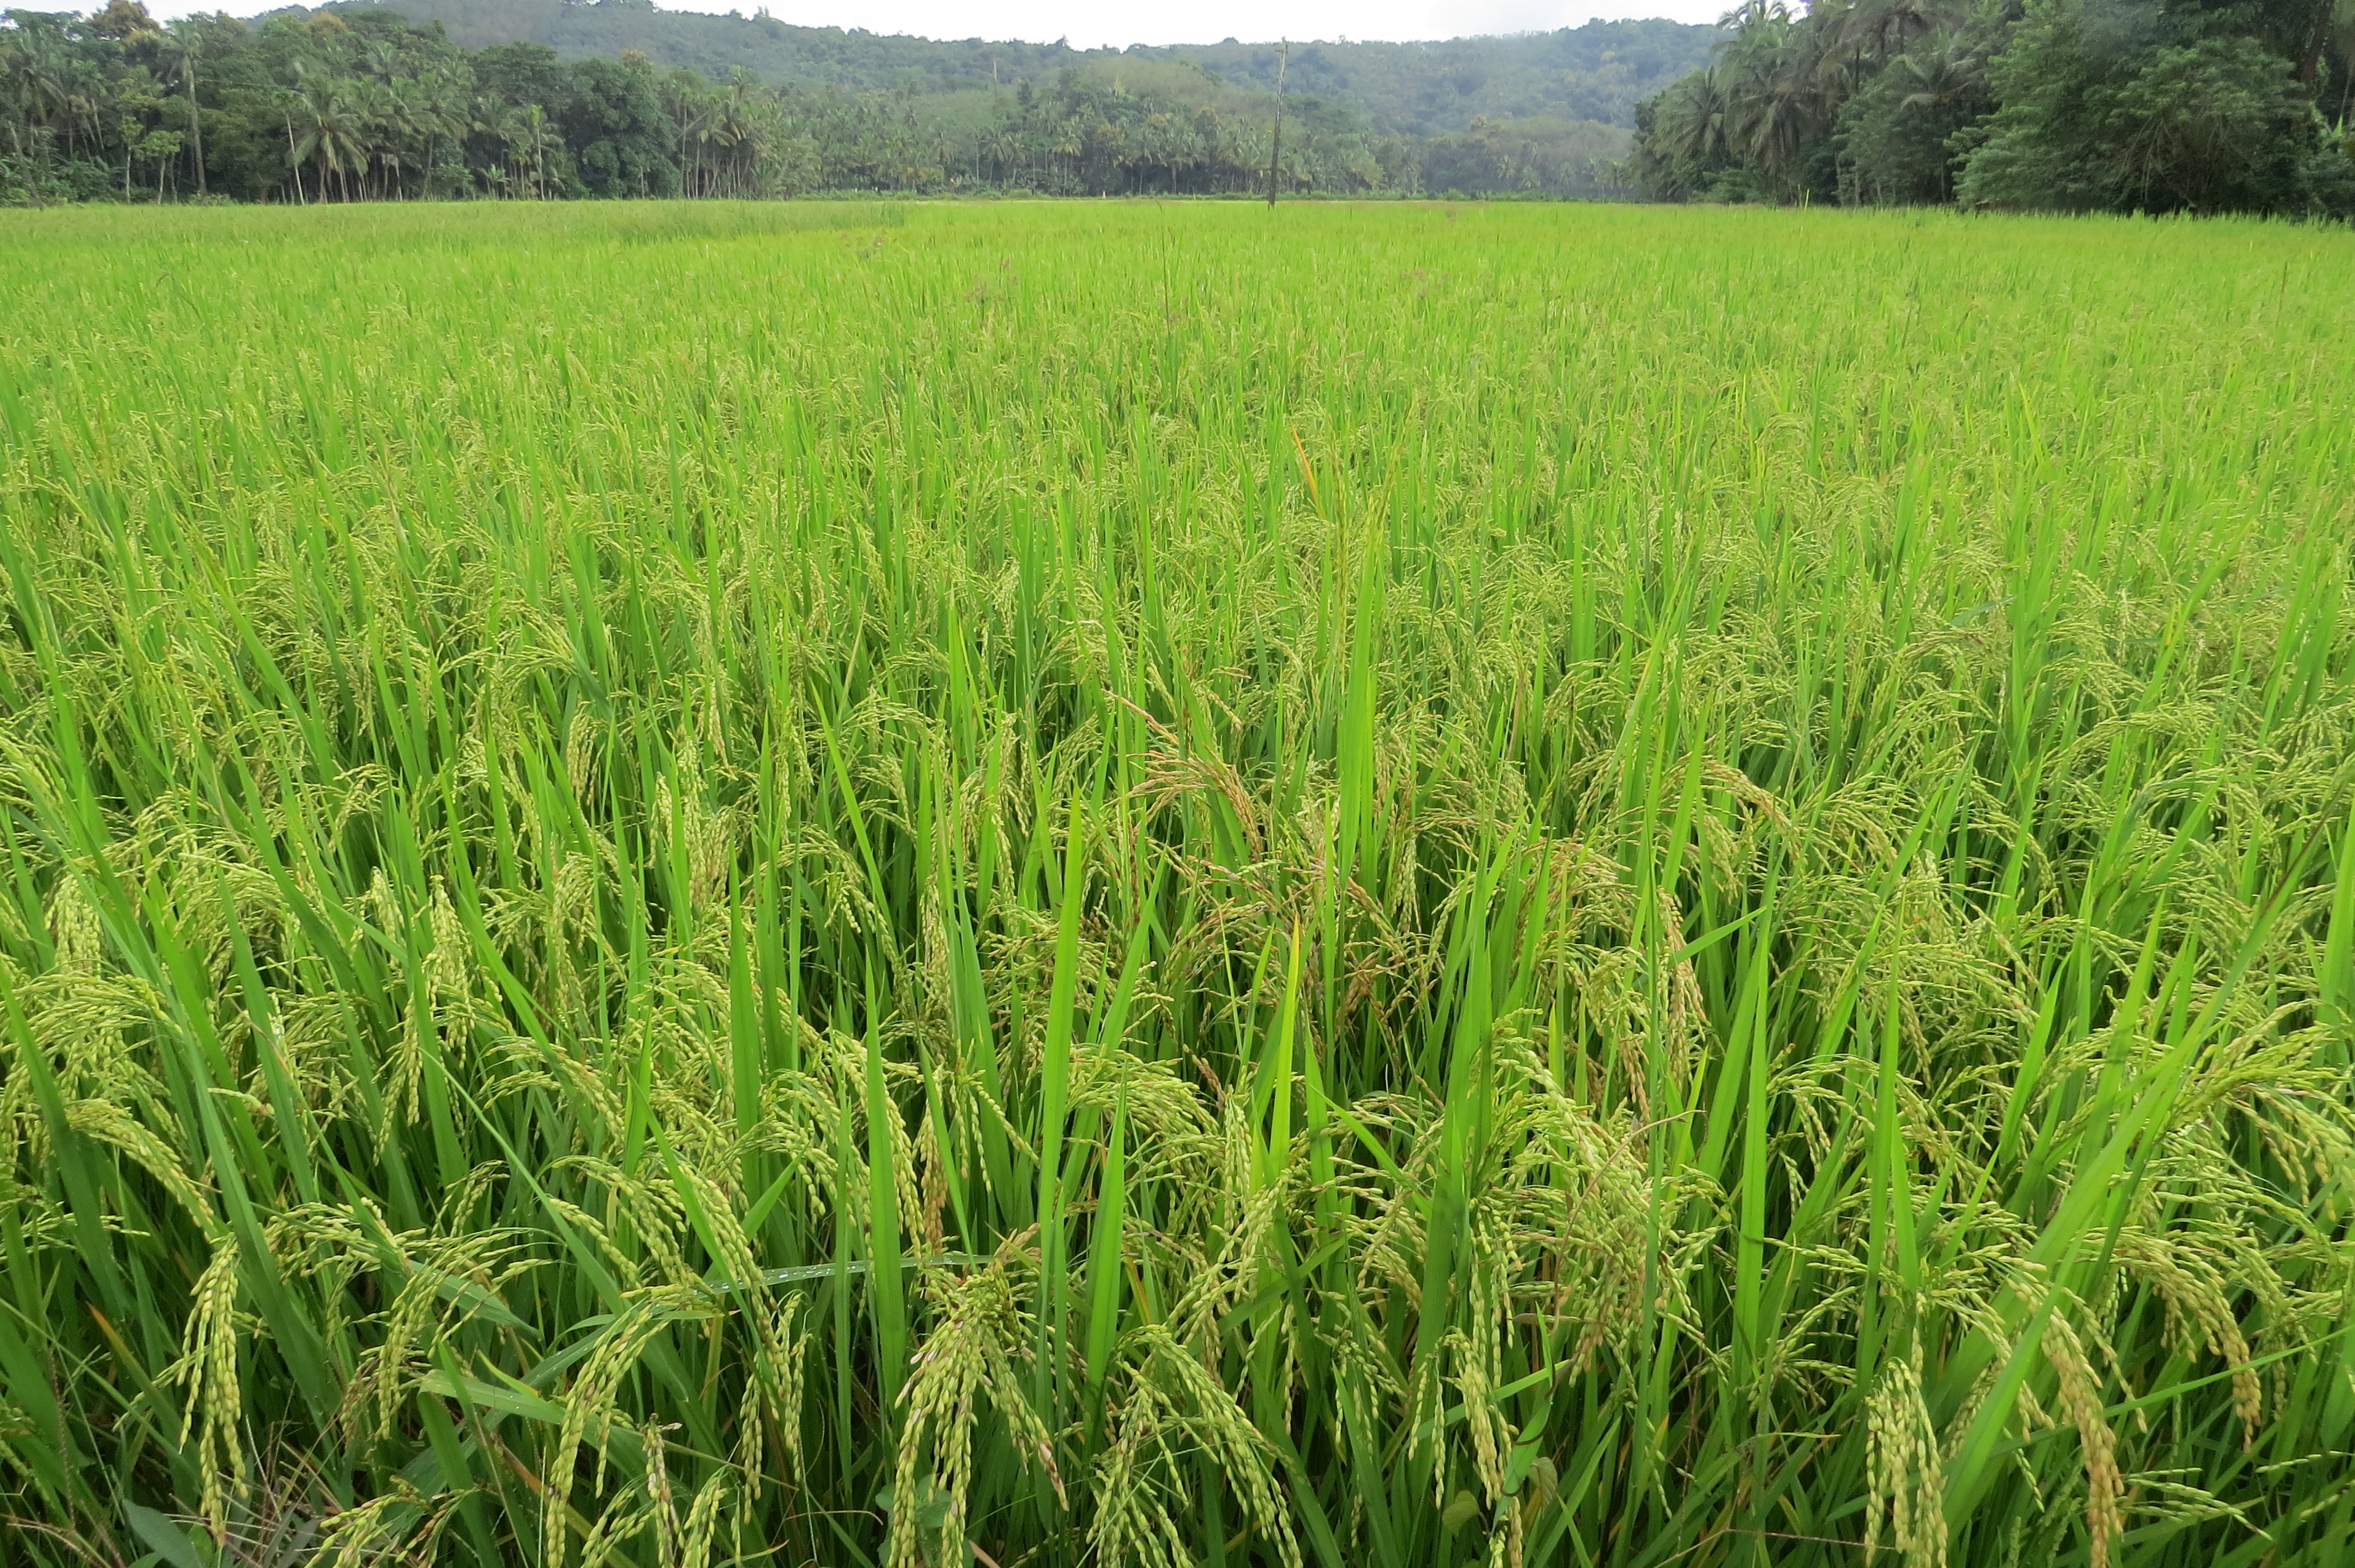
left=2294, top=0, right=2330, bottom=85
left=186, top=62, right=206, bottom=198
left=1266, top=41, right=1288, bottom=207
left=6, top=120, right=25, bottom=210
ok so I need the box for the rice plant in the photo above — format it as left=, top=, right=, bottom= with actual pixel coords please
left=1, top=198, right=2351, bottom=1568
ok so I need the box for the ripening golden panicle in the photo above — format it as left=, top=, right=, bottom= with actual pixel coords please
left=1, top=198, right=2353, bottom=1568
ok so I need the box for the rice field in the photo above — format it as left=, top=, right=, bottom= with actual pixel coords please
left=2, top=199, right=2353, bottom=1568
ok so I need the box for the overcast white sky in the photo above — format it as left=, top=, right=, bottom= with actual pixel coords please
left=135, top=0, right=1733, bottom=48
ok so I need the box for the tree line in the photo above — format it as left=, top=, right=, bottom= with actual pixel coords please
left=2, top=2, right=1675, bottom=204
left=1629, top=0, right=2355, bottom=215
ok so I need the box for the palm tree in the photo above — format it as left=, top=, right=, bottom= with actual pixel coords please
left=1718, top=2, right=1837, bottom=196
left=410, top=72, right=467, bottom=200
left=1886, top=32, right=1984, bottom=201
left=659, top=68, right=705, bottom=193
left=291, top=82, right=366, bottom=201
left=711, top=71, right=759, bottom=197
left=1839, top=0, right=1959, bottom=64
left=157, top=19, right=206, bottom=198
left=987, top=123, right=1021, bottom=188
left=1655, top=67, right=1730, bottom=174
left=359, top=75, right=436, bottom=199
left=500, top=103, right=558, bottom=199
left=9, top=31, right=72, bottom=154
left=1893, top=34, right=1982, bottom=116
left=363, top=79, right=407, bottom=199
left=359, top=38, right=404, bottom=87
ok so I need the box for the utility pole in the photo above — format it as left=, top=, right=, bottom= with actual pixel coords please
left=1266, top=39, right=1288, bottom=207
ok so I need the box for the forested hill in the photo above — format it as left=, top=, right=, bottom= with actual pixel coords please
left=308, top=0, right=1721, bottom=135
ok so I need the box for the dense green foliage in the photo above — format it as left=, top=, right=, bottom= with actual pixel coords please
left=4, top=199, right=2355, bottom=1568
left=1, top=2, right=1716, bottom=202
left=1630, top=0, right=2355, bottom=214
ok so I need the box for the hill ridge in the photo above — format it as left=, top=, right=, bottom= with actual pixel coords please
left=306, top=0, right=1722, bottom=134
